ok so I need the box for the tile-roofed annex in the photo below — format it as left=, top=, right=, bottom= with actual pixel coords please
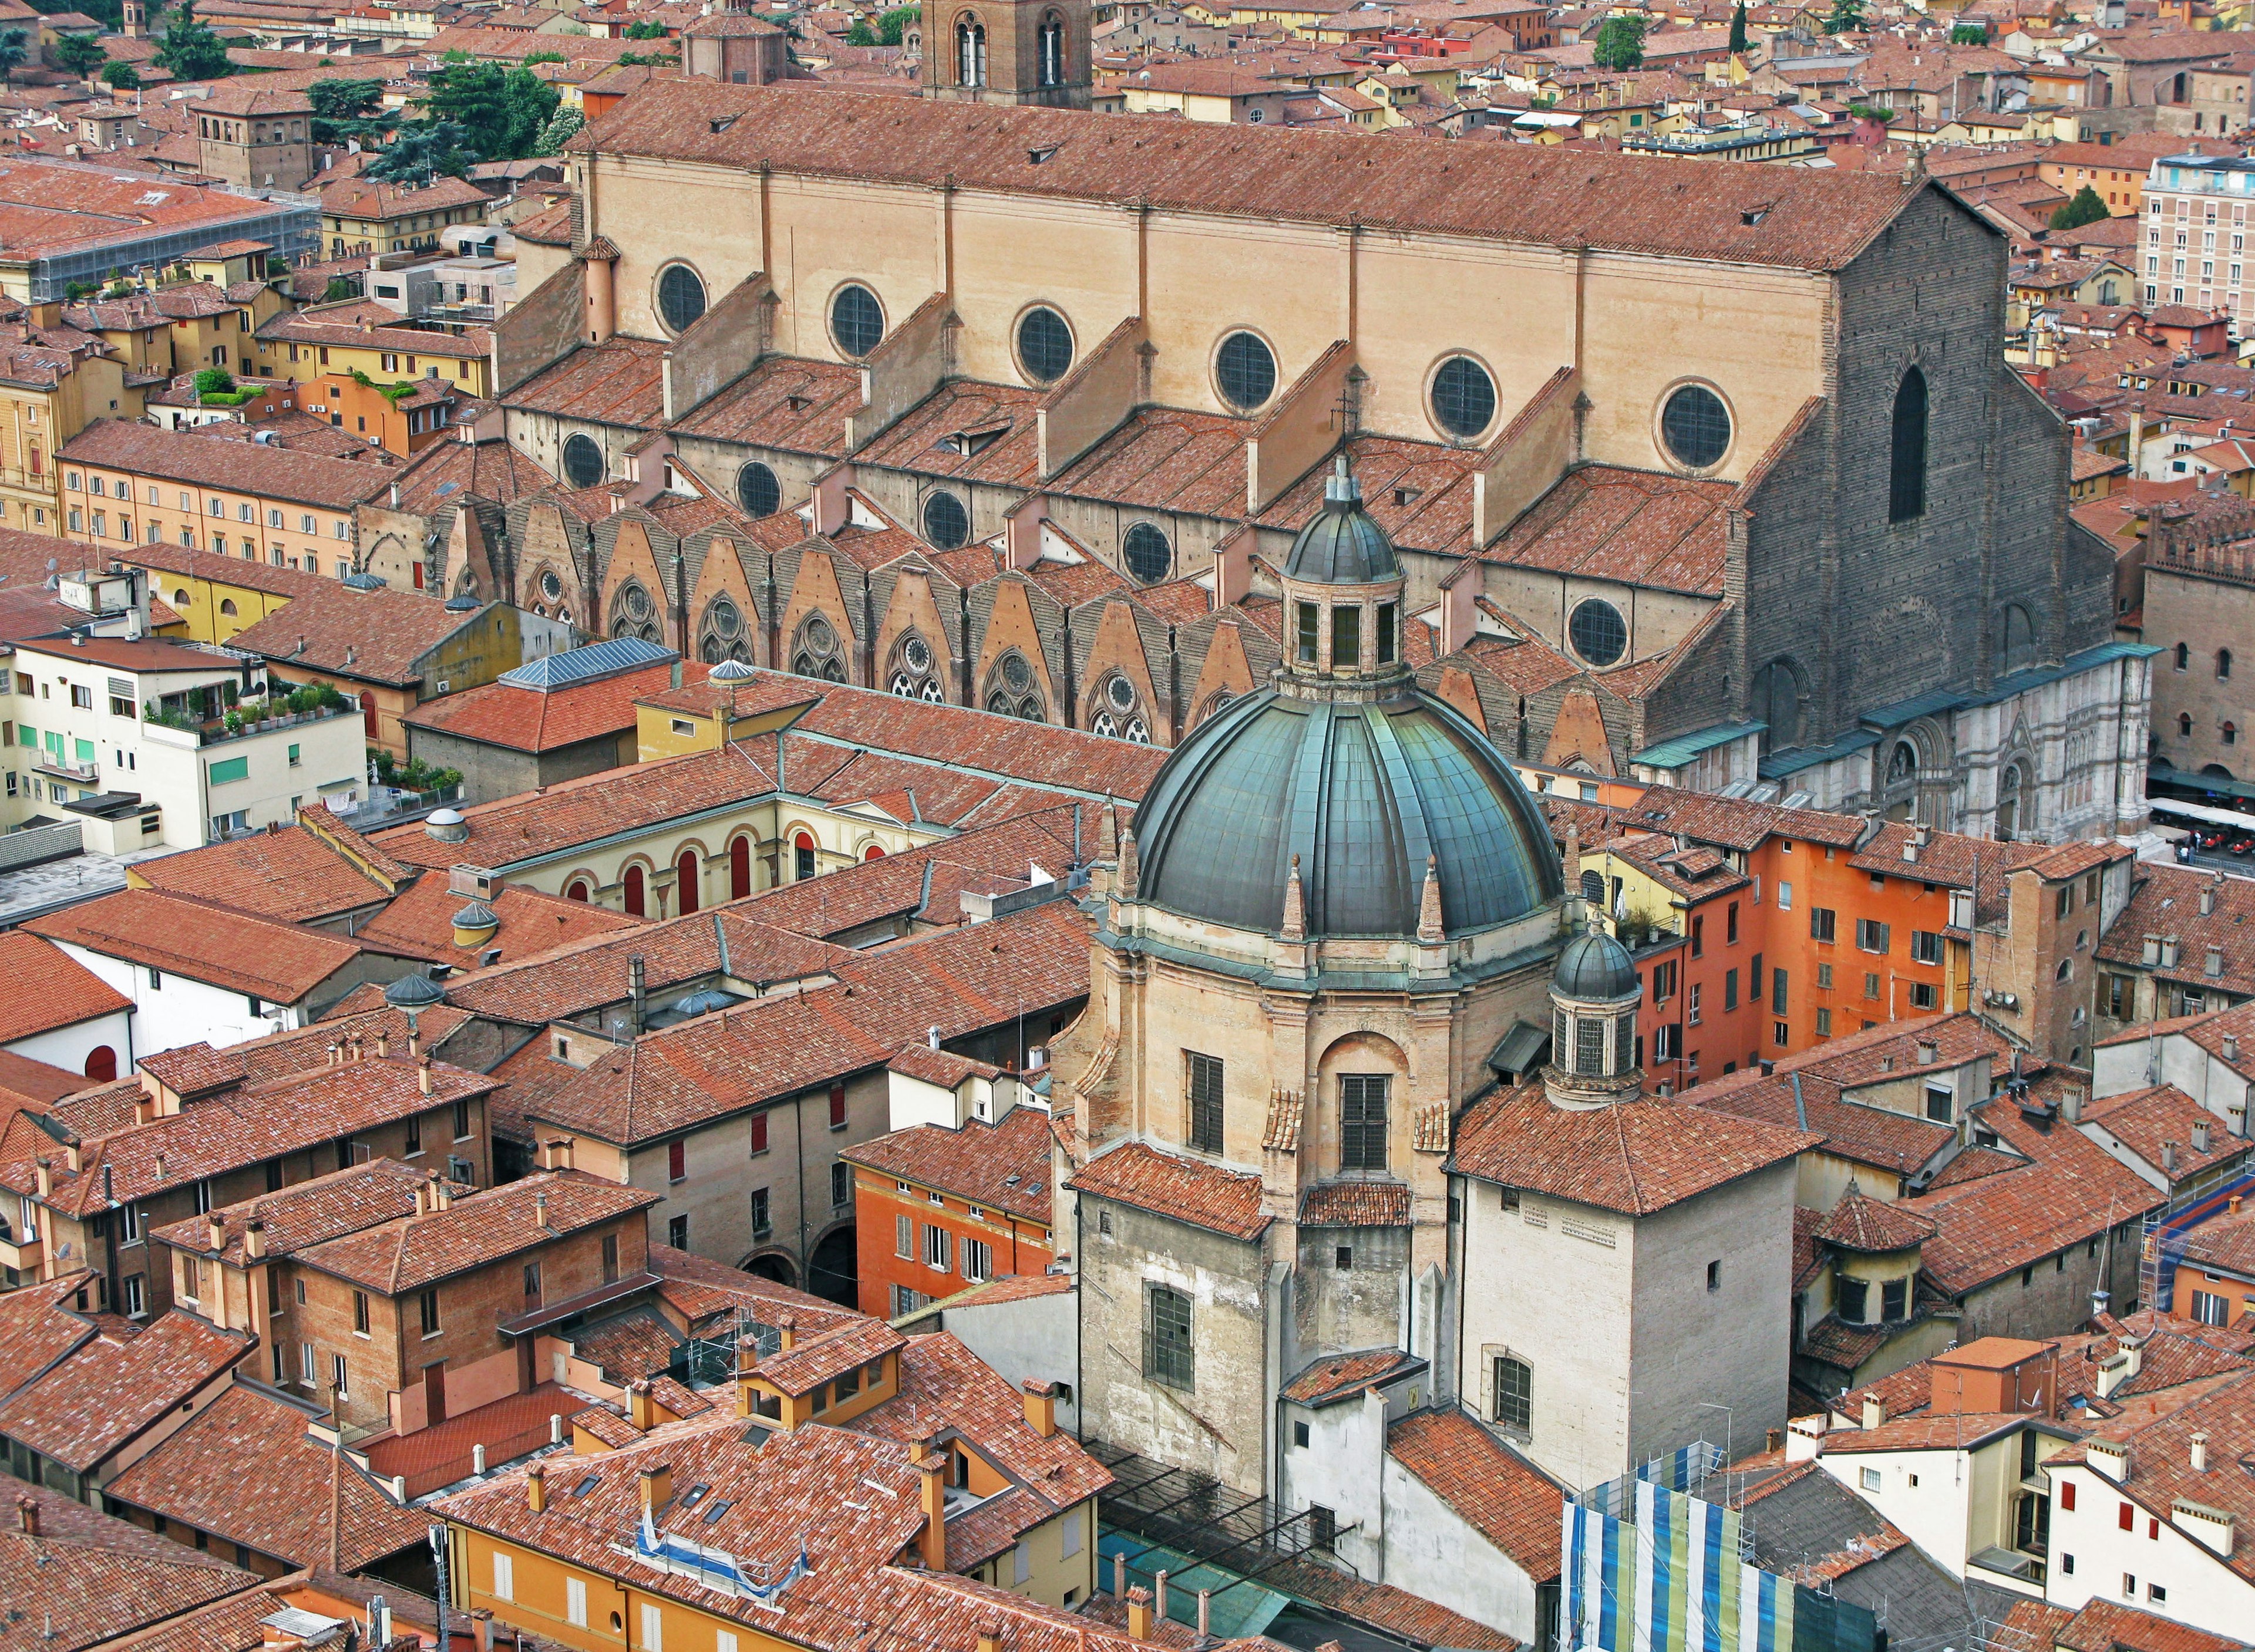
left=146, top=1159, right=461, bottom=1268
left=399, top=654, right=695, bottom=753
left=342, top=874, right=646, bottom=966
left=288, top=1170, right=659, bottom=1295
left=1299, top=1181, right=1412, bottom=1226
left=573, top=83, right=1925, bottom=273
left=1476, top=465, right=1733, bottom=596
left=645, top=1240, right=861, bottom=1331
left=1813, top=1186, right=1937, bottom=1252
left=100, top=1383, right=428, bottom=1573
left=2179, top=1201, right=2255, bottom=1280
left=25, top=886, right=364, bottom=1004
left=0, top=1477, right=263, bottom=1652
left=1385, top=1408, right=1564, bottom=1582
left=2096, top=861, right=2255, bottom=1001
left=254, top=299, right=493, bottom=361
left=119, top=540, right=329, bottom=601
left=223, top=582, right=497, bottom=688
left=840, top=1105, right=1053, bottom=1226
left=1449, top=1081, right=1815, bottom=1217
left=1067, top=1140, right=1271, bottom=1240
left=56, top=418, right=397, bottom=512
left=0, top=1271, right=104, bottom=1402
left=124, top=807, right=411, bottom=924
left=1279, top=1347, right=1425, bottom=1407
left=752, top=1317, right=908, bottom=1398
left=0, top=1310, right=252, bottom=1475
left=2082, top=1083, right=2250, bottom=1182
left=0, top=929, right=132, bottom=1042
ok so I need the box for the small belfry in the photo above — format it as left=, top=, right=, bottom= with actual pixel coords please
left=1544, top=917, right=1645, bottom=1110
left=918, top=0, right=1092, bottom=107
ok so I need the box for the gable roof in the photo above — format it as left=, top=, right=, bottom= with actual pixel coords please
left=840, top=1105, right=1054, bottom=1225
left=1386, top=1408, right=1563, bottom=1581
left=0, top=1476, right=261, bottom=1652
left=0, top=930, right=132, bottom=1042
left=26, top=887, right=363, bottom=1002
left=0, top=1312, right=252, bottom=1473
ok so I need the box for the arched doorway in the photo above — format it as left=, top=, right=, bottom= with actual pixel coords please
left=744, top=1254, right=797, bottom=1287
left=676, top=848, right=700, bottom=916
left=623, top=865, right=647, bottom=917
left=808, top=1225, right=858, bottom=1307
left=83, top=1046, right=116, bottom=1083
left=729, top=835, right=752, bottom=901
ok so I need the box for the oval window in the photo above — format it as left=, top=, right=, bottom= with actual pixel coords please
left=736, top=461, right=780, bottom=518
left=561, top=433, right=604, bottom=489
left=1215, top=331, right=1277, bottom=411
left=1569, top=598, right=1628, bottom=667
left=1660, top=384, right=1731, bottom=470
left=1122, top=522, right=1171, bottom=585
left=657, top=264, right=706, bottom=335
left=1431, top=356, right=1497, bottom=439
left=1017, top=306, right=1073, bottom=384
left=923, top=490, right=970, bottom=549
left=831, top=284, right=885, bottom=358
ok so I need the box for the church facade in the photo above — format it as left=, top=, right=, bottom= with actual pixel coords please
left=477, top=53, right=2145, bottom=843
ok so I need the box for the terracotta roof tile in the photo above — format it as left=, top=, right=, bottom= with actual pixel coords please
left=57, top=418, right=396, bottom=512
left=346, top=875, right=647, bottom=966
left=569, top=1310, right=685, bottom=1384
left=753, top=1317, right=906, bottom=1398
left=0, top=1478, right=260, bottom=1651
left=1479, top=465, right=1732, bottom=596
left=0, top=1312, right=253, bottom=1472
left=2096, top=862, right=2255, bottom=1001
left=841, top=1107, right=1053, bottom=1225
left=102, top=1383, right=427, bottom=1571
left=1298, top=1181, right=1411, bottom=1226
left=0, top=1271, right=102, bottom=1402
left=1280, top=1347, right=1423, bottom=1405
left=26, top=887, right=362, bottom=1002
left=227, top=583, right=494, bottom=687
left=1068, top=1140, right=1270, bottom=1240
left=2084, top=1083, right=2251, bottom=1183
left=291, top=1170, right=659, bottom=1294
left=254, top=299, right=490, bottom=360
left=1813, top=1187, right=1936, bottom=1252
left=1385, top=1408, right=1563, bottom=1579
left=1450, top=1082, right=1813, bottom=1216
left=646, top=1242, right=860, bottom=1330
left=126, top=809, right=409, bottom=923
left=123, top=540, right=329, bottom=599
left=147, top=1158, right=455, bottom=1266
left=399, top=658, right=693, bottom=753
left=2049, top=1600, right=2247, bottom=1652
left=1259, top=1556, right=1519, bottom=1652
left=501, top=334, right=668, bottom=428
left=0, top=930, right=132, bottom=1041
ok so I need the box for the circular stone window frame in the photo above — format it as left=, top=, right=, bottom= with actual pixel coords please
left=1121, top=520, right=1173, bottom=585
left=1567, top=596, right=1630, bottom=669
left=1211, top=327, right=1281, bottom=414
left=923, top=488, right=971, bottom=550
left=560, top=431, right=604, bottom=490
left=827, top=281, right=888, bottom=361
left=1424, top=350, right=1502, bottom=444
left=1652, top=377, right=1736, bottom=476
left=654, top=260, right=708, bottom=338
left=735, top=460, right=780, bottom=519
left=1013, top=302, right=1076, bottom=387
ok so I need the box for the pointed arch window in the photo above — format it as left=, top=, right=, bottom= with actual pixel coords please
left=1039, top=13, right=1065, bottom=86
left=1889, top=366, right=1928, bottom=523
left=955, top=16, right=987, bottom=87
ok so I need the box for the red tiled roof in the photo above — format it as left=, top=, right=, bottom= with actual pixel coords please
left=1450, top=1083, right=1813, bottom=1216
left=126, top=808, right=409, bottom=923
left=291, top=1170, right=659, bottom=1294
left=102, top=1383, right=427, bottom=1571
left=0, top=1270, right=102, bottom=1402
left=1386, top=1408, right=1563, bottom=1579
left=0, top=930, right=131, bottom=1041
left=752, top=1317, right=907, bottom=1398
left=345, top=875, right=647, bottom=966
left=399, top=658, right=694, bottom=752
left=0, top=1312, right=253, bottom=1472
left=1067, top=1141, right=1270, bottom=1240
left=840, top=1106, right=1052, bottom=1225
left=1813, top=1187, right=1936, bottom=1252
left=1280, top=1347, right=1423, bottom=1406
left=645, top=1242, right=859, bottom=1329
left=2085, top=1083, right=2250, bottom=1183
left=0, top=1478, right=260, bottom=1651
left=1298, top=1181, right=1411, bottom=1226
left=26, top=887, right=362, bottom=1002
left=230, top=582, right=495, bottom=687
left=146, top=1159, right=456, bottom=1267
left=57, top=417, right=396, bottom=512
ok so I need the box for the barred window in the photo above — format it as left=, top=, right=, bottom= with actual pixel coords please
left=1494, top=1355, right=1532, bottom=1431
left=1575, top=1016, right=1606, bottom=1076
left=1146, top=1283, right=1194, bottom=1389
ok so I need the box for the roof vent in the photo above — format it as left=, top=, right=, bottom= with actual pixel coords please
left=425, top=806, right=469, bottom=843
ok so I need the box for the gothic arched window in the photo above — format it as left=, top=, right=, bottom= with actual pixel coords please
left=699, top=596, right=750, bottom=665
left=1038, top=12, right=1065, bottom=86
left=955, top=15, right=987, bottom=86
left=984, top=650, right=1044, bottom=722
left=1889, top=366, right=1928, bottom=524
left=791, top=612, right=848, bottom=683
left=1749, top=658, right=1803, bottom=753
left=1995, top=604, right=2036, bottom=676
left=610, top=579, right=662, bottom=645
left=888, top=632, right=945, bottom=702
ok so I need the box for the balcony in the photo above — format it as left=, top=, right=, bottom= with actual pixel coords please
left=143, top=694, right=356, bottom=750
left=31, top=756, right=97, bottom=787
left=0, top=1230, right=43, bottom=1275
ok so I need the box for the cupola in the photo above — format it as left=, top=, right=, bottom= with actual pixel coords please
left=1544, top=918, right=1643, bottom=1109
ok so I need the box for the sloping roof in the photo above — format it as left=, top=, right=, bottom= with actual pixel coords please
left=1279, top=1347, right=1423, bottom=1406
left=125, top=810, right=408, bottom=923
left=0, top=1311, right=253, bottom=1472
left=401, top=656, right=691, bottom=753
left=146, top=1159, right=455, bottom=1267
left=1066, top=1140, right=1271, bottom=1240
left=1815, top=1187, right=1937, bottom=1252
left=345, top=875, right=645, bottom=966
left=575, top=82, right=1926, bottom=274
left=0, top=1478, right=260, bottom=1652
left=1385, top=1408, right=1563, bottom=1580
left=0, top=1271, right=103, bottom=1403
left=227, top=581, right=489, bottom=687
left=839, top=1107, right=1052, bottom=1225
left=56, top=418, right=395, bottom=512
left=0, top=930, right=132, bottom=1041
left=26, top=887, right=362, bottom=1002
left=291, top=1171, right=659, bottom=1294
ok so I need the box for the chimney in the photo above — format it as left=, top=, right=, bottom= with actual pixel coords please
left=2144, top=933, right=2163, bottom=966
left=928, top=1025, right=941, bottom=1051
left=1862, top=1394, right=1886, bottom=1430
left=533, top=1189, right=550, bottom=1231
left=978, top=1622, right=1003, bottom=1652
left=1022, top=1379, right=1056, bottom=1439
left=639, top=1462, right=672, bottom=1512
left=1125, top=1587, right=1153, bottom=1641
left=1155, top=1572, right=1169, bottom=1621
left=778, top=1314, right=797, bottom=1351
left=2164, top=935, right=2182, bottom=969
left=375, top=1028, right=389, bottom=1058
left=2195, top=1117, right=2213, bottom=1153
left=629, top=1381, right=657, bottom=1430
left=1903, top=838, right=1920, bottom=863
left=133, top=1094, right=153, bottom=1126
left=2192, top=1431, right=2210, bottom=1473
left=472, top=1610, right=494, bottom=1652
left=526, top=1462, right=547, bottom=1512
left=15, top=1496, right=36, bottom=1537
left=418, top=1056, right=432, bottom=1095
left=244, top=1219, right=265, bottom=1260
left=2207, top=945, right=2225, bottom=979
left=630, top=955, right=647, bottom=1036
left=62, top=1139, right=80, bottom=1174
left=916, top=1443, right=947, bottom=1569
left=2062, top=1088, right=2084, bottom=1123
left=2202, top=883, right=2218, bottom=916
left=2227, top=1034, right=2241, bottom=1063
left=2165, top=1140, right=2180, bottom=1175
left=414, top=1180, right=430, bottom=1218
left=34, top=1159, right=51, bottom=1198
left=1916, top=1039, right=1937, bottom=1064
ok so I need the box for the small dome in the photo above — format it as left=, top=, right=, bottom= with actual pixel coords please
left=341, top=572, right=386, bottom=591
left=424, top=807, right=469, bottom=844
left=452, top=901, right=497, bottom=931
left=444, top=595, right=480, bottom=612
left=709, top=659, right=758, bottom=682
left=1552, top=923, right=1638, bottom=1003
left=1284, top=463, right=1400, bottom=586
left=383, top=973, right=447, bottom=1009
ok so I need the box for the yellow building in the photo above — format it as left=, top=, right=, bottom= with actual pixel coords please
left=255, top=299, right=494, bottom=398
left=115, top=541, right=325, bottom=643
left=313, top=174, right=493, bottom=258
left=0, top=308, right=136, bottom=535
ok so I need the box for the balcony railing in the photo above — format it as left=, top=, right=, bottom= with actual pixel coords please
left=144, top=697, right=357, bottom=749
left=32, top=756, right=98, bottom=786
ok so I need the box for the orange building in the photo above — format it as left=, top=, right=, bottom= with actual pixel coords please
left=840, top=1049, right=1055, bottom=1319
left=301, top=369, right=472, bottom=457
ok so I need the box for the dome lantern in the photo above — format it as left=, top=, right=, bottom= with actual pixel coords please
left=1544, top=916, right=1643, bottom=1110
left=1280, top=457, right=1407, bottom=685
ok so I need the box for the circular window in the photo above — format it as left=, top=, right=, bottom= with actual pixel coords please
left=736, top=461, right=779, bottom=518
left=923, top=490, right=970, bottom=549
left=1017, top=306, right=1074, bottom=384
left=1122, top=521, right=1171, bottom=585
left=621, top=583, right=651, bottom=619
left=657, top=264, right=706, bottom=335
left=1215, top=331, right=1277, bottom=411
left=538, top=568, right=563, bottom=602
left=1002, top=651, right=1032, bottom=693
left=903, top=634, right=933, bottom=674
left=1431, top=356, right=1497, bottom=440
left=1568, top=599, right=1627, bottom=667
left=709, top=597, right=742, bottom=638
left=561, top=433, right=603, bottom=489
left=1660, top=384, right=1731, bottom=470
left=804, top=613, right=835, bottom=652
left=830, top=284, right=885, bottom=359
left=1106, top=673, right=1137, bottom=712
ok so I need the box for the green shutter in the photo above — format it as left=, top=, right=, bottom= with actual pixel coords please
left=15, top=725, right=31, bottom=749
left=73, top=739, right=94, bottom=763
left=208, top=756, right=249, bottom=785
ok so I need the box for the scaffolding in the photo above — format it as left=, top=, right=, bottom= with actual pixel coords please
left=675, top=1305, right=782, bottom=1389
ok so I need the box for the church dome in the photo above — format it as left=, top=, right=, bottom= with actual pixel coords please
left=1552, top=923, right=1638, bottom=1003
left=1130, top=687, right=1561, bottom=939
left=1284, top=464, right=1401, bottom=585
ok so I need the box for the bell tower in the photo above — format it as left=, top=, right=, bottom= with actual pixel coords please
left=919, top=0, right=1091, bottom=108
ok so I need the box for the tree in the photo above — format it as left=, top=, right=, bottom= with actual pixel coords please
left=1823, top=0, right=1864, bottom=34
left=417, top=59, right=559, bottom=162
left=876, top=4, right=918, bottom=43
left=621, top=17, right=665, bottom=37
left=532, top=104, right=582, bottom=155
left=153, top=6, right=234, bottom=80
left=0, top=30, right=28, bottom=87
left=615, top=49, right=678, bottom=65
left=844, top=19, right=876, bottom=43
left=308, top=77, right=391, bottom=145
left=99, top=58, right=140, bottom=90
left=2049, top=186, right=2111, bottom=232
left=364, top=120, right=476, bottom=180
left=1950, top=21, right=1987, bottom=42
left=53, top=33, right=106, bottom=78
left=1590, top=14, right=1646, bottom=70
left=1728, top=1, right=1748, bottom=53
left=192, top=366, right=235, bottom=398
